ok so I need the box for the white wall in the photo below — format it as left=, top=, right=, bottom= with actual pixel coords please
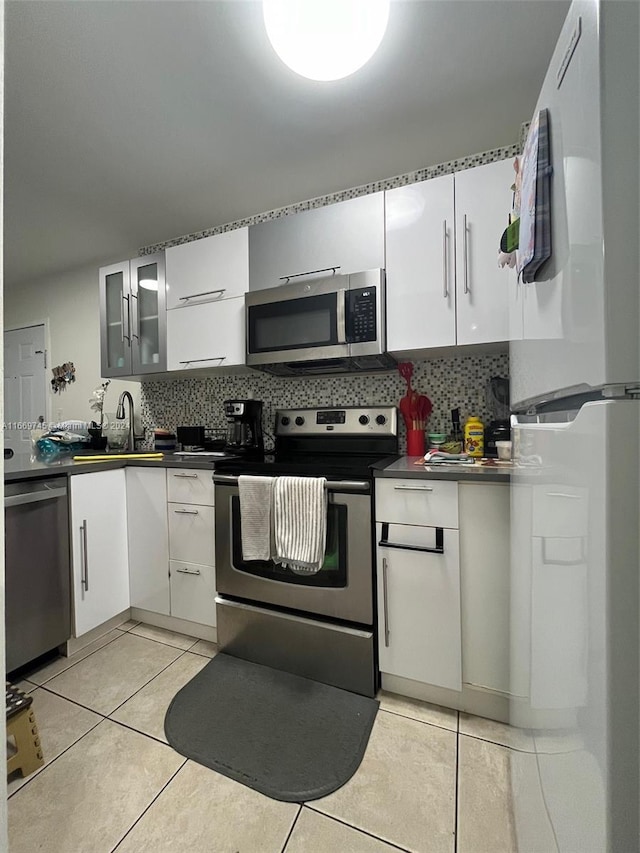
left=4, top=262, right=140, bottom=429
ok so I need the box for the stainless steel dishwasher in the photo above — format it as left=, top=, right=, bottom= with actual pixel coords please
left=5, top=477, right=71, bottom=673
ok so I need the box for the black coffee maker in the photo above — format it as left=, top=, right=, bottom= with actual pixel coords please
left=223, top=400, right=264, bottom=456
left=484, top=377, right=511, bottom=457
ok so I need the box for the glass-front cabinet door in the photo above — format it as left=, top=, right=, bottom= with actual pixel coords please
left=99, top=261, right=132, bottom=377
left=130, top=253, right=167, bottom=374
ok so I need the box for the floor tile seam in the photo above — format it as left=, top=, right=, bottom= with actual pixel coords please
left=189, top=647, right=217, bottom=659
left=304, top=804, right=413, bottom=852
left=454, top=713, right=460, bottom=853
left=378, top=706, right=458, bottom=735
left=128, top=629, right=200, bottom=653
left=279, top=803, right=303, bottom=852
left=532, top=749, right=562, bottom=853
left=106, top=648, right=191, bottom=716
left=7, top=715, right=104, bottom=800
left=36, top=683, right=110, bottom=720
left=109, top=757, right=189, bottom=852
left=107, top=715, right=172, bottom=748
left=457, top=730, right=537, bottom=754
left=28, top=631, right=126, bottom=686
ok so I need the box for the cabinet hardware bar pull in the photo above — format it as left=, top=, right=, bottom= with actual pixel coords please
left=129, top=291, right=139, bottom=340
left=173, top=473, right=199, bottom=479
left=122, top=295, right=130, bottom=343
left=179, top=288, right=226, bottom=302
left=382, top=556, right=390, bottom=647
left=212, top=473, right=369, bottom=492
left=463, top=214, right=470, bottom=294
left=81, top=519, right=89, bottom=592
left=547, top=492, right=581, bottom=499
left=174, top=508, right=199, bottom=514
left=393, top=485, right=434, bottom=491
left=176, top=567, right=201, bottom=575
left=442, top=220, right=448, bottom=298
left=279, top=266, right=341, bottom=284
left=337, top=289, right=347, bottom=344
left=379, top=523, right=445, bottom=555
left=178, top=357, right=225, bottom=365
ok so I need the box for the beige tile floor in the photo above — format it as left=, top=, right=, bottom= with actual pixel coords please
left=7, top=621, right=551, bottom=853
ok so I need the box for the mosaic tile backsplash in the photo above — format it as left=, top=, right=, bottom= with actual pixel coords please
left=140, top=351, right=509, bottom=454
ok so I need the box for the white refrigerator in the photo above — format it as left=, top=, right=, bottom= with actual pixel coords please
left=509, top=1, right=639, bottom=851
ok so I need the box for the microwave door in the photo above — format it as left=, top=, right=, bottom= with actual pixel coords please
left=245, top=284, right=350, bottom=366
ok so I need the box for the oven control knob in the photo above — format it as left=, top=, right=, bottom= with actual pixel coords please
left=280, top=416, right=290, bottom=427
left=358, top=415, right=370, bottom=426
left=295, top=416, right=305, bottom=426
left=375, top=414, right=387, bottom=425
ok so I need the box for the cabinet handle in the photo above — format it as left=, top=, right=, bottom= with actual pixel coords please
left=173, top=473, right=199, bottom=479
left=129, top=291, right=139, bottom=340
left=178, top=357, right=225, bottom=365
left=393, top=485, right=433, bottom=492
left=122, top=295, right=130, bottom=343
left=279, top=266, right=341, bottom=284
left=337, top=289, right=347, bottom=344
left=547, top=492, right=581, bottom=500
left=382, top=557, right=390, bottom=647
left=379, top=523, right=445, bottom=555
left=174, top=508, right=199, bottom=515
left=179, top=288, right=226, bottom=302
left=176, top=567, right=201, bottom=575
left=80, top=519, right=89, bottom=592
left=442, top=220, right=448, bottom=298
left=463, top=214, right=470, bottom=294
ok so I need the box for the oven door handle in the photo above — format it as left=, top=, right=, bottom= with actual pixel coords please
left=213, top=473, right=370, bottom=493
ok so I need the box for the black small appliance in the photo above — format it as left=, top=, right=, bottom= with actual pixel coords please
left=484, top=376, right=511, bottom=457
left=223, top=400, right=264, bottom=456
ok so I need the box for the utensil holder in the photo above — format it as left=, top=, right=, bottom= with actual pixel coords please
left=407, top=429, right=425, bottom=457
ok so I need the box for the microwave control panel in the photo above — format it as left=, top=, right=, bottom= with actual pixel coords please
left=346, top=288, right=377, bottom=343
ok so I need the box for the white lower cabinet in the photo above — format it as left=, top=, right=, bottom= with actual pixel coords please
left=377, top=522, right=462, bottom=691
left=70, top=470, right=130, bottom=637
left=169, top=560, right=217, bottom=626
left=126, top=468, right=170, bottom=615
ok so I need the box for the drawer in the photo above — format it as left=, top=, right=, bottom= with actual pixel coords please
left=532, top=484, right=588, bottom=537
left=170, top=560, right=216, bottom=627
left=168, top=502, right=215, bottom=565
left=375, top=478, right=458, bottom=528
left=167, top=469, right=215, bottom=506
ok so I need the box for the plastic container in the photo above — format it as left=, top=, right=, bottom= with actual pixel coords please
left=154, top=429, right=176, bottom=452
left=496, top=440, right=512, bottom=460
left=464, top=415, right=485, bottom=457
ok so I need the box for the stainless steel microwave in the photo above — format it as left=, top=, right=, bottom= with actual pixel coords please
left=245, top=269, right=396, bottom=376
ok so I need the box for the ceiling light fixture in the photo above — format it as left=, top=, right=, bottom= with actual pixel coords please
left=263, top=0, right=390, bottom=82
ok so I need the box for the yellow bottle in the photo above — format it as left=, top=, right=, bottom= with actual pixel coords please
left=464, top=415, right=484, bottom=457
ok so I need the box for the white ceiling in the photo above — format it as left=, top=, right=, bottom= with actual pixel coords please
left=4, top=0, right=569, bottom=288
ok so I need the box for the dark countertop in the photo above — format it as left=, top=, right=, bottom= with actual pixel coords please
left=374, top=455, right=512, bottom=483
left=3, top=451, right=235, bottom=482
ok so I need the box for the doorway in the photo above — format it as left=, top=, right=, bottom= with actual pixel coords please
left=3, top=324, right=48, bottom=452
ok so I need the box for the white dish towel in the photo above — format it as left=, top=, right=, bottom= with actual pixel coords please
left=274, top=476, right=327, bottom=575
left=238, top=475, right=274, bottom=561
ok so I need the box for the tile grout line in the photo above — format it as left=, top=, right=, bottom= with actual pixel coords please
left=378, top=706, right=458, bottom=735
left=109, top=757, right=189, bottom=853
left=279, top=803, right=303, bottom=853
left=24, top=629, right=127, bottom=687
left=304, top=804, right=413, bottom=852
left=454, top=711, right=460, bottom=853
left=128, top=628, right=201, bottom=653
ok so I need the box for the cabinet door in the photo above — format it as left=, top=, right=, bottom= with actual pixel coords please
left=166, top=296, right=245, bottom=370
left=386, top=176, right=456, bottom=351
left=99, top=261, right=132, bottom=377
left=169, top=560, right=216, bottom=627
left=165, top=228, right=249, bottom=309
left=377, top=523, right=461, bottom=690
left=459, top=483, right=510, bottom=694
left=249, top=193, right=385, bottom=291
left=455, top=159, right=513, bottom=345
left=70, top=470, right=130, bottom=637
left=126, top=468, right=169, bottom=615
left=130, top=252, right=167, bottom=374
left=168, top=503, right=215, bottom=565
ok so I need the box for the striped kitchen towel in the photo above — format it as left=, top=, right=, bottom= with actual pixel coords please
left=273, top=476, right=327, bottom=575
left=238, top=475, right=274, bottom=561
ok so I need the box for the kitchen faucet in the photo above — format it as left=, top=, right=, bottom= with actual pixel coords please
left=115, top=391, right=144, bottom=452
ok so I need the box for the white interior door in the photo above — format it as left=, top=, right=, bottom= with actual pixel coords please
left=3, top=324, right=47, bottom=451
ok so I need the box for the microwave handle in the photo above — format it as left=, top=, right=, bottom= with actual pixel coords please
left=337, top=289, right=347, bottom=344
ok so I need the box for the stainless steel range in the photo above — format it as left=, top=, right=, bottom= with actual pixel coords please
left=213, top=406, right=398, bottom=697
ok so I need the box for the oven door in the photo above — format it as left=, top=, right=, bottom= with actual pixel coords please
left=214, top=475, right=373, bottom=625
left=245, top=275, right=349, bottom=366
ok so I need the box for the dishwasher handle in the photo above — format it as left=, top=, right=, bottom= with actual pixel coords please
left=5, top=482, right=68, bottom=508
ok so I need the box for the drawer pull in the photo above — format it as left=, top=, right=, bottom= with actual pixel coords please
left=179, top=288, right=226, bottom=302
left=178, top=357, right=225, bottom=365
left=173, top=473, right=199, bottom=479
left=393, top=485, right=434, bottom=492
left=176, top=567, right=201, bottom=576
left=379, top=523, right=444, bottom=555
left=174, top=508, right=199, bottom=515
left=382, top=556, right=390, bottom=647
left=546, top=492, right=581, bottom=500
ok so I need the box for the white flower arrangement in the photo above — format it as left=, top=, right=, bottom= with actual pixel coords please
left=89, top=380, right=111, bottom=429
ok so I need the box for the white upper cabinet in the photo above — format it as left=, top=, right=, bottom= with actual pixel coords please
left=454, top=159, right=514, bottom=346
left=248, top=193, right=385, bottom=290
left=386, top=175, right=456, bottom=350
left=166, top=295, right=245, bottom=370
left=385, top=159, right=516, bottom=354
left=165, top=228, right=249, bottom=309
